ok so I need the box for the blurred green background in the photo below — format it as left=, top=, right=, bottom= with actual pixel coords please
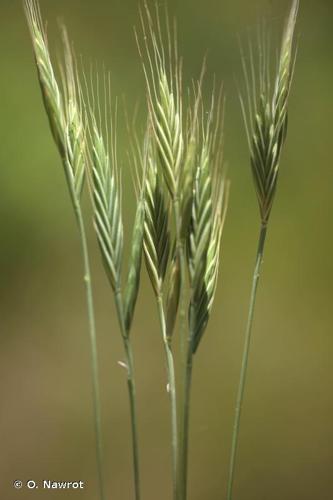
left=1, top=0, right=332, bottom=499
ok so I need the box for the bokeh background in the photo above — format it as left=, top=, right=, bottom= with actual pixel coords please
left=1, top=0, right=332, bottom=499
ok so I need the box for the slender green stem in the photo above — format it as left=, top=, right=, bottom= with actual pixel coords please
left=172, top=196, right=188, bottom=500
left=226, top=223, right=267, bottom=500
left=75, top=204, right=105, bottom=500
left=173, top=196, right=194, bottom=500
left=180, top=340, right=193, bottom=500
left=124, top=337, right=140, bottom=500
left=156, top=295, right=178, bottom=500
left=115, top=291, right=141, bottom=500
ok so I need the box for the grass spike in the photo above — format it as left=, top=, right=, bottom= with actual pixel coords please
left=241, top=0, right=298, bottom=225
left=227, top=3, right=299, bottom=499
left=143, top=146, right=171, bottom=297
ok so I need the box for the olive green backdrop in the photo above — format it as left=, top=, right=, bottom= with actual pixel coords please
left=0, top=0, right=332, bottom=499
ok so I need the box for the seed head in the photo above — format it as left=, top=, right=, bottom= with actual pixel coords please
left=25, top=0, right=87, bottom=205
left=241, top=0, right=299, bottom=225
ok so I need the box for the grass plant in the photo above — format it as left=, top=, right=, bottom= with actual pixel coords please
left=226, top=2, right=299, bottom=499
left=143, top=140, right=179, bottom=500
left=25, top=2, right=105, bottom=499
left=87, top=83, right=145, bottom=500
left=138, top=6, right=229, bottom=499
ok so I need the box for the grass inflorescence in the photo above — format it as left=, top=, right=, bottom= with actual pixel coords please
left=25, top=2, right=105, bottom=499
left=227, top=2, right=299, bottom=499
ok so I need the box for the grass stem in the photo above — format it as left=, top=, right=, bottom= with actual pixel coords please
left=180, top=342, right=193, bottom=500
left=157, top=295, right=179, bottom=500
left=76, top=204, right=105, bottom=500
left=115, top=291, right=141, bottom=500
left=172, top=196, right=188, bottom=500
left=226, top=223, right=267, bottom=500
